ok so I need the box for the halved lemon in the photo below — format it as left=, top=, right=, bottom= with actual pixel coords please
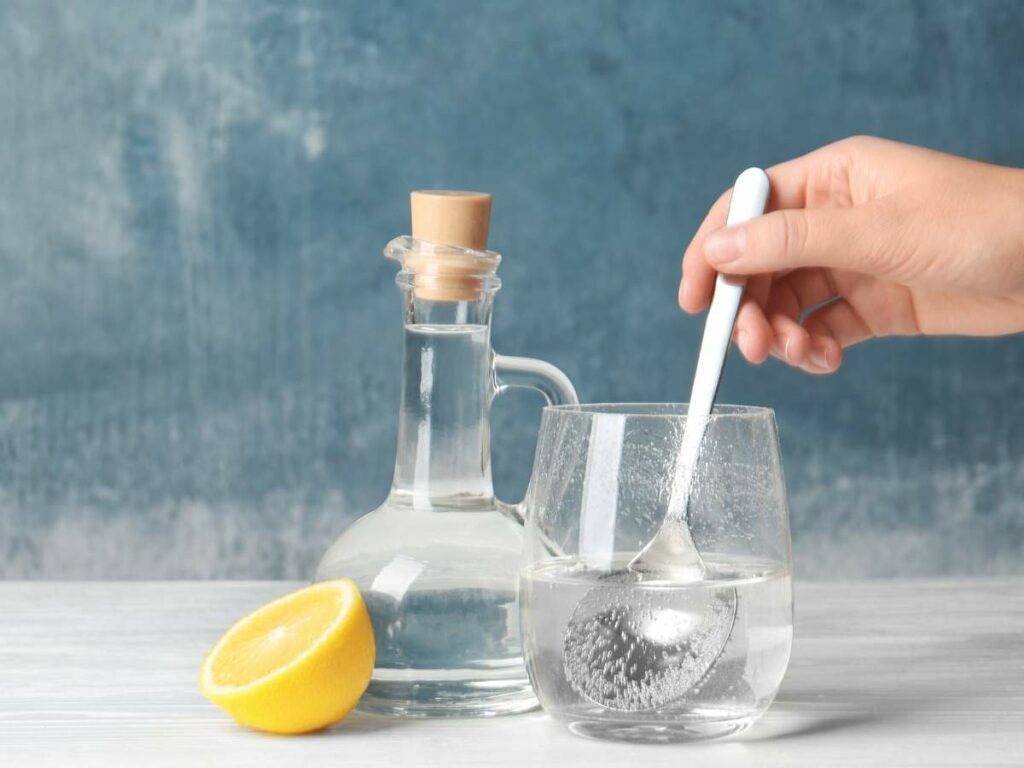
left=199, top=579, right=375, bottom=734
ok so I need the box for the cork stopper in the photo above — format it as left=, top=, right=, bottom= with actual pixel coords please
left=405, top=190, right=496, bottom=301
left=411, top=190, right=492, bottom=251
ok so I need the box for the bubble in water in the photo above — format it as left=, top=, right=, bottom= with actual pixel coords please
left=563, top=570, right=738, bottom=712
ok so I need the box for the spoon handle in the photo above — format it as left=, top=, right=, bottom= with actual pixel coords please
left=632, top=169, right=773, bottom=575
left=667, top=168, right=772, bottom=526
left=688, top=168, right=771, bottom=421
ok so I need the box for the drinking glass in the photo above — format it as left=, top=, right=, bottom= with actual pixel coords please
left=519, top=404, right=793, bottom=743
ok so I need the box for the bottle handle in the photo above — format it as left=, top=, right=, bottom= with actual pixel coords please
left=491, top=354, right=578, bottom=526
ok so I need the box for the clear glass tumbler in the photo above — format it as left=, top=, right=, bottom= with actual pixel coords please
left=519, top=404, right=793, bottom=743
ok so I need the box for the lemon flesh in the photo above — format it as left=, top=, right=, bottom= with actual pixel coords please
left=200, top=579, right=375, bottom=734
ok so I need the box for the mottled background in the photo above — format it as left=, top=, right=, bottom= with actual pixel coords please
left=1, top=0, right=1022, bottom=578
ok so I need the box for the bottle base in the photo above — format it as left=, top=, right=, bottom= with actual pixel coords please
left=356, top=677, right=539, bottom=718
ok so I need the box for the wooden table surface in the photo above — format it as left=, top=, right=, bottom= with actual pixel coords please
left=1, top=580, right=1022, bottom=767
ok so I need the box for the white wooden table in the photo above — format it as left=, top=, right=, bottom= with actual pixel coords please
left=1, top=580, right=1021, bottom=767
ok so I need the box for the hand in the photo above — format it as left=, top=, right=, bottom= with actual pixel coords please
left=679, top=136, right=1024, bottom=374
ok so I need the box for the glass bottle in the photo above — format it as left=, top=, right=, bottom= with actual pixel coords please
left=316, top=191, right=577, bottom=717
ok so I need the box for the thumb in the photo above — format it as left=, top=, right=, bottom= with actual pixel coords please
left=702, top=207, right=880, bottom=276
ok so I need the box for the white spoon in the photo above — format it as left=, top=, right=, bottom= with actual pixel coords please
left=563, top=168, right=771, bottom=712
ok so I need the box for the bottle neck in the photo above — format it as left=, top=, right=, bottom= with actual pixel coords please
left=390, top=291, right=497, bottom=508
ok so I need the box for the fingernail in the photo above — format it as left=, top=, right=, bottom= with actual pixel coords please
left=704, top=226, right=746, bottom=265
left=680, top=278, right=693, bottom=308
left=809, top=341, right=832, bottom=369
left=737, top=329, right=749, bottom=352
left=771, top=333, right=790, bottom=361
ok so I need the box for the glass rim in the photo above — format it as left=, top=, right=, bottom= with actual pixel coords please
left=542, top=403, right=775, bottom=420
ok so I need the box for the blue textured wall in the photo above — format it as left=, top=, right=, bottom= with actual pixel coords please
left=1, top=0, right=1022, bottom=578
